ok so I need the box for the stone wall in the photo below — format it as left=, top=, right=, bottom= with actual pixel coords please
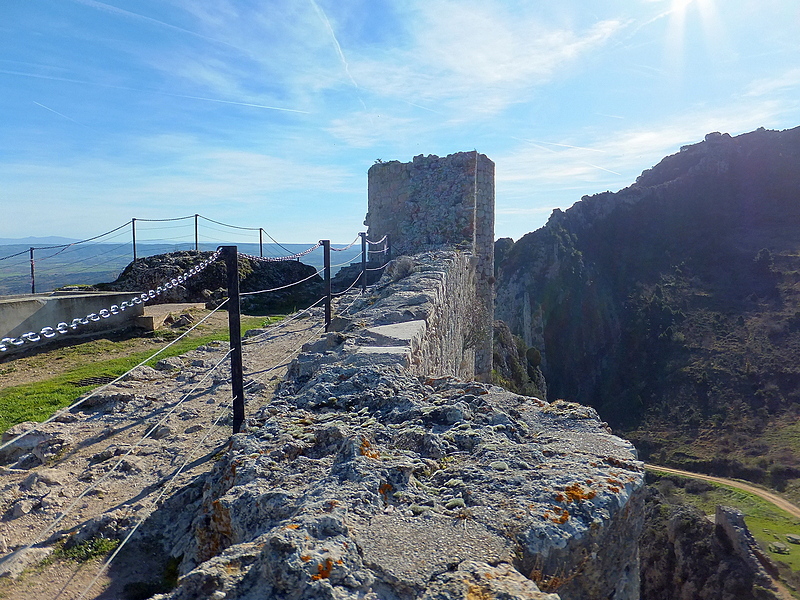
left=365, top=151, right=495, bottom=381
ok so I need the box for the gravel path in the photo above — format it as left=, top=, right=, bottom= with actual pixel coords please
left=0, top=311, right=324, bottom=600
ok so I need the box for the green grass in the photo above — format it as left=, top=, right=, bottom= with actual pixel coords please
left=0, top=314, right=272, bottom=433
left=648, top=468, right=800, bottom=572
left=52, top=537, right=120, bottom=563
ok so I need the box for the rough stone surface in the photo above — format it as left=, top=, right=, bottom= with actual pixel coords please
left=639, top=488, right=778, bottom=600
left=143, top=248, right=646, bottom=600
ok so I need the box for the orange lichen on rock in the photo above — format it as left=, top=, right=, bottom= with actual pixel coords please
left=300, top=555, right=311, bottom=562
left=285, top=523, right=300, bottom=530
left=379, top=483, right=393, bottom=505
left=311, top=558, right=334, bottom=581
left=550, top=506, right=570, bottom=524
left=360, top=438, right=380, bottom=459
left=564, top=482, right=596, bottom=502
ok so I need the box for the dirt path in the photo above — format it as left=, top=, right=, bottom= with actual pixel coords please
left=645, top=464, right=800, bottom=520
left=0, top=311, right=325, bottom=600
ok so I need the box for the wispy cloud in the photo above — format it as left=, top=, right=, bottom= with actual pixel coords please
left=351, top=3, right=626, bottom=117
left=745, top=68, right=800, bottom=97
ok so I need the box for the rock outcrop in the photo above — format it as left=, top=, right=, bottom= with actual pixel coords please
left=97, top=251, right=323, bottom=314
left=639, top=488, right=780, bottom=600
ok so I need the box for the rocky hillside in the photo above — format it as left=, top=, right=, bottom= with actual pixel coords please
left=495, top=126, right=800, bottom=491
left=95, top=251, right=323, bottom=314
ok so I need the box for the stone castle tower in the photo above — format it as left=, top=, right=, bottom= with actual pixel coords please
left=365, top=151, right=495, bottom=380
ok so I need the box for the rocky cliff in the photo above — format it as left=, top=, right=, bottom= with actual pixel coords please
left=495, top=126, right=800, bottom=485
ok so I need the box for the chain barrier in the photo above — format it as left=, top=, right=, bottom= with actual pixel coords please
left=239, top=242, right=321, bottom=263
left=0, top=250, right=221, bottom=353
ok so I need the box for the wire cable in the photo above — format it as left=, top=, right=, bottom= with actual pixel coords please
left=239, top=268, right=323, bottom=297
left=16, top=347, right=234, bottom=561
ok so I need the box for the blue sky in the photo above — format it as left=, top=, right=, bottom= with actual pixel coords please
left=1, top=0, right=799, bottom=244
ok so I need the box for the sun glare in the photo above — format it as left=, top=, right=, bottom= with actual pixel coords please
left=664, top=0, right=721, bottom=84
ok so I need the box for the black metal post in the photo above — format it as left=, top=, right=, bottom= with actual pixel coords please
left=386, top=234, right=392, bottom=263
left=221, top=246, right=245, bottom=434
left=29, top=248, right=35, bottom=294
left=194, top=214, right=199, bottom=252
left=132, top=218, right=137, bottom=262
left=360, top=232, right=367, bottom=292
left=322, top=240, right=331, bottom=332
left=259, top=228, right=264, bottom=257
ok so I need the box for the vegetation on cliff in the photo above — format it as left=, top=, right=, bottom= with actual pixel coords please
left=495, top=126, right=800, bottom=498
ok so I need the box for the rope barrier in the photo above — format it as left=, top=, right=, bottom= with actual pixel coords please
left=330, top=251, right=363, bottom=270
left=0, top=250, right=221, bottom=353
left=242, top=295, right=326, bottom=345
left=365, top=234, right=388, bottom=245
left=0, top=299, right=231, bottom=456
left=239, top=268, right=323, bottom=297
left=366, top=260, right=392, bottom=272
left=332, top=271, right=362, bottom=297
left=330, top=235, right=360, bottom=252
left=77, top=314, right=328, bottom=597
left=75, top=402, right=229, bottom=600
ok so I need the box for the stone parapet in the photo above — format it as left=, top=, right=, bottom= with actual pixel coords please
left=155, top=250, right=646, bottom=600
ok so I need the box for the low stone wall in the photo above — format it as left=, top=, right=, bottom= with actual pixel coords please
left=0, top=292, right=145, bottom=353
left=153, top=252, right=646, bottom=600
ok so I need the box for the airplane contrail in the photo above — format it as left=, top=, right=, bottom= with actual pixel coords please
left=1, top=69, right=309, bottom=113
left=70, top=0, right=240, bottom=51
left=32, top=101, right=82, bottom=125
left=309, top=0, right=368, bottom=112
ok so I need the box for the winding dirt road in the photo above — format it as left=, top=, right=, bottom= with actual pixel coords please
left=644, top=463, right=800, bottom=520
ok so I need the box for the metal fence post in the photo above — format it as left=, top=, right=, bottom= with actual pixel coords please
left=29, top=248, right=35, bottom=294
left=132, top=218, right=137, bottom=262
left=360, top=232, right=367, bottom=292
left=221, top=246, right=245, bottom=434
left=386, top=234, right=392, bottom=263
left=322, top=240, right=331, bottom=332
left=194, top=214, right=199, bottom=252
left=259, top=228, right=264, bottom=257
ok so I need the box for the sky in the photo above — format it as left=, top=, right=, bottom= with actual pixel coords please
left=1, top=0, right=799, bottom=245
